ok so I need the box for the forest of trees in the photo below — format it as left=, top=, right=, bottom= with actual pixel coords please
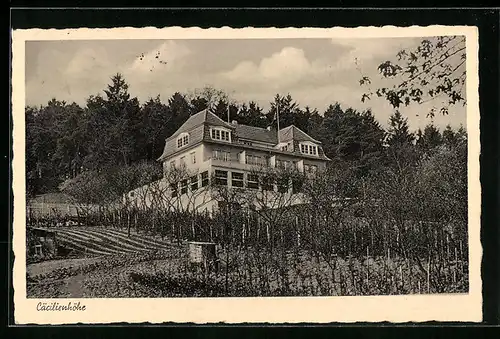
left=26, top=72, right=467, bottom=200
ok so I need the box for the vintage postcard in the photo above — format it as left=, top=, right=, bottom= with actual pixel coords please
left=11, top=25, right=481, bottom=324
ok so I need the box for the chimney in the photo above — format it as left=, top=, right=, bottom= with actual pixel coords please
left=232, top=120, right=238, bottom=125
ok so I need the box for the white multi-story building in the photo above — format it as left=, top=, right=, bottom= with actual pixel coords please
left=129, top=109, right=330, bottom=213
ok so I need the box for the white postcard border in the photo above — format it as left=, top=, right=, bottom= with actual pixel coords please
left=12, top=25, right=481, bottom=324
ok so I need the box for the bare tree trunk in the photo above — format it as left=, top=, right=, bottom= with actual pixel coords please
left=127, top=210, right=131, bottom=237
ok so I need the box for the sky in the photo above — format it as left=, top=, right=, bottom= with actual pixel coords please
left=25, top=38, right=467, bottom=131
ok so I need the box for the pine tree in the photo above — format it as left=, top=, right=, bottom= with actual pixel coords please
left=416, top=123, right=443, bottom=153
left=83, top=73, right=142, bottom=169
left=317, top=103, right=385, bottom=177
left=168, top=92, right=192, bottom=133
left=237, top=101, right=267, bottom=128
left=385, top=111, right=418, bottom=175
left=141, top=95, right=171, bottom=160
left=386, top=110, right=415, bottom=147
left=266, top=94, right=301, bottom=130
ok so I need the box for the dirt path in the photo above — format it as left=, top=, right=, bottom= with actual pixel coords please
left=27, top=257, right=105, bottom=278
left=64, top=273, right=86, bottom=298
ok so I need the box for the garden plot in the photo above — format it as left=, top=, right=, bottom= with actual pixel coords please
left=54, top=227, right=173, bottom=256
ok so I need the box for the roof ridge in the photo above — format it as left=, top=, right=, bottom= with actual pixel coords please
left=279, top=124, right=294, bottom=131
left=205, top=110, right=234, bottom=128
left=190, top=108, right=208, bottom=118
left=239, top=124, right=270, bottom=131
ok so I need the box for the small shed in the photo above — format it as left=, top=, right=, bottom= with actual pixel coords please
left=187, top=241, right=218, bottom=273
left=28, top=227, right=57, bottom=257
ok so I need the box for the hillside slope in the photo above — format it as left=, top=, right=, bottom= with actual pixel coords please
left=55, top=227, right=173, bottom=256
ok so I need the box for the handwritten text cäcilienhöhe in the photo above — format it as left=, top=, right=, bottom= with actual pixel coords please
left=37, top=302, right=86, bottom=311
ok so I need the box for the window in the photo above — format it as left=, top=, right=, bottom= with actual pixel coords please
left=247, top=174, right=259, bottom=189
left=170, top=160, right=176, bottom=169
left=214, top=170, right=228, bottom=186
left=190, top=152, right=196, bottom=164
left=276, top=159, right=292, bottom=169
left=300, top=143, right=318, bottom=156
left=190, top=175, right=198, bottom=191
left=213, top=150, right=231, bottom=162
left=180, top=156, right=186, bottom=166
left=170, top=183, right=178, bottom=198
left=201, top=171, right=209, bottom=187
left=280, top=142, right=291, bottom=152
left=232, top=172, right=244, bottom=188
left=177, top=134, right=189, bottom=148
left=246, top=154, right=264, bottom=166
left=180, top=179, right=188, bottom=195
left=310, top=145, right=318, bottom=155
left=211, top=128, right=231, bottom=142
left=304, top=164, right=318, bottom=174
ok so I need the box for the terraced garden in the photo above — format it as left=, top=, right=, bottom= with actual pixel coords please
left=54, top=227, right=173, bottom=256
left=27, top=227, right=185, bottom=298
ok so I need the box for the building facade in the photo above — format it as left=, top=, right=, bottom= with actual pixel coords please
left=130, top=109, right=330, bottom=213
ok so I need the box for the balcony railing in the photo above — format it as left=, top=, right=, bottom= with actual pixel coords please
left=245, top=157, right=267, bottom=167
left=212, top=151, right=232, bottom=162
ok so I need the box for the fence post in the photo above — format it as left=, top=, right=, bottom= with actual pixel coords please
left=266, top=222, right=270, bottom=244
left=454, top=246, right=458, bottom=284
left=295, top=216, right=300, bottom=247
left=427, top=257, right=431, bottom=294
left=460, top=240, right=465, bottom=278
left=256, top=217, right=260, bottom=242
left=407, top=259, right=412, bottom=292
left=446, top=234, right=450, bottom=260
left=366, top=246, right=370, bottom=287
left=399, top=265, right=403, bottom=290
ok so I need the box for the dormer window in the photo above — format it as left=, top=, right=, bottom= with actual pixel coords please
left=177, top=133, right=189, bottom=148
left=299, top=143, right=318, bottom=156
left=210, top=127, right=231, bottom=142
left=278, top=142, right=292, bottom=152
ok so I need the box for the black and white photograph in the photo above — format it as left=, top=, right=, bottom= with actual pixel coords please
left=12, top=26, right=481, bottom=324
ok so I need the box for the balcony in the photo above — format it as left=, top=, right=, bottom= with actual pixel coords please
left=209, top=157, right=257, bottom=171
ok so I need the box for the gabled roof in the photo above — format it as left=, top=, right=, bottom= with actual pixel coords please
left=167, top=109, right=234, bottom=141
left=233, top=124, right=278, bottom=144
left=279, top=125, right=321, bottom=144
left=159, top=111, right=329, bottom=162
